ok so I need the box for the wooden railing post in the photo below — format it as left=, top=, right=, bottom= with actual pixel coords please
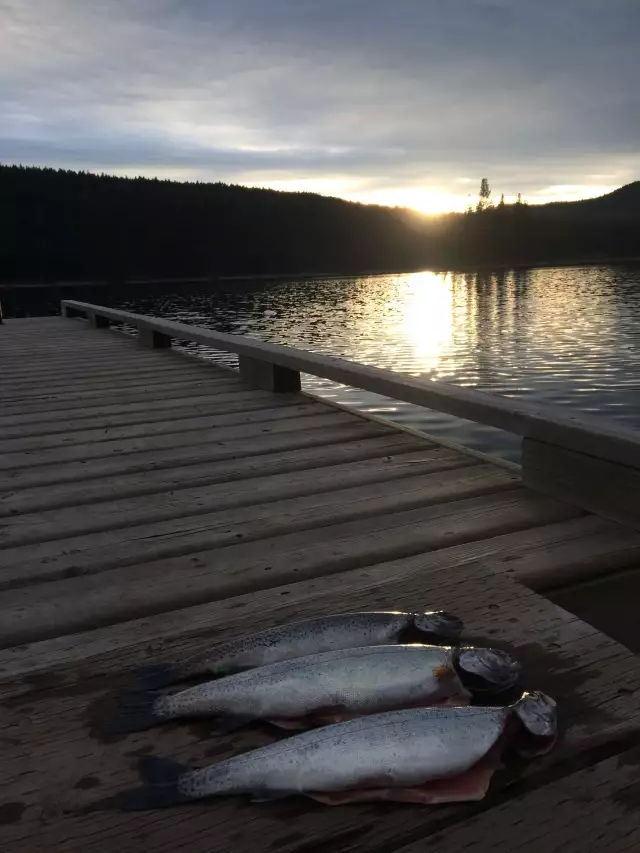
left=238, top=355, right=301, bottom=392
left=87, top=310, right=110, bottom=329
left=137, top=325, right=172, bottom=349
left=522, top=438, right=640, bottom=530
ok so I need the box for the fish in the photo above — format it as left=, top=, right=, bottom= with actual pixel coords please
left=119, top=691, right=557, bottom=809
left=111, top=644, right=520, bottom=734
left=134, top=610, right=464, bottom=689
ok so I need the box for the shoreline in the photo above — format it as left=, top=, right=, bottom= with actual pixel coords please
left=2, top=254, right=640, bottom=289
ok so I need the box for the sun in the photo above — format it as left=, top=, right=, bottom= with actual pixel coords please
left=247, top=177, right=468, bottom=215
left=357, top=187, right=468, bottom=214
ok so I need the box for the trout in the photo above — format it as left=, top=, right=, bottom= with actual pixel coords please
left=119, top=691, right=557, bottom=809
left=135, top=610, right=464, bottom=689
left=113, top=644, right=520, bottom=733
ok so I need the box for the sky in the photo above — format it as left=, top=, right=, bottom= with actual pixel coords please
left=1, top=0, right=639, bottom=213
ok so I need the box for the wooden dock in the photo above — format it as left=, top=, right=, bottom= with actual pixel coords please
left=2, top=304, right=640, bottom=852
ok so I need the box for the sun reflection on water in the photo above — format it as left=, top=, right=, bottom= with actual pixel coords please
left=395, top=272, right=454, bottom=375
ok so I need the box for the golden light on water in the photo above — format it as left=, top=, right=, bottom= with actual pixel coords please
left=396, top=272, right=454, bottom=372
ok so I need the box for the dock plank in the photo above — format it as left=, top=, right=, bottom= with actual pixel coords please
left=0, top=447, right=475, bottom=547
left=392, top=748, right=640, bottom=853
left=0, top=515, right=623, bottom=693
left=1, top=420, right=391, bottom=490
left=0, top=464, right=515, bottom=586
left=0, top=401, right=330, bottom=453
left=0, top=388, right=297, bottom=433
left=0, top=433, right=425, bottom=514
left=0, top=376, right=243, bottom=410
left=0, top=409, right=346, bottom=470
left=0, top=488, right=580, bottom=645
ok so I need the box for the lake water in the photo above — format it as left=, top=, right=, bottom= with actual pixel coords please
left=8, top=264, right=640, bottom=462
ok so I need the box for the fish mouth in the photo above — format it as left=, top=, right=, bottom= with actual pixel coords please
left=513, top=691, right=557, bottom=737
left=412, top=611, right=464, bottom=643
left=456, top=647, right=521, bottom=694
left=512, top=691, right=558, bottom=756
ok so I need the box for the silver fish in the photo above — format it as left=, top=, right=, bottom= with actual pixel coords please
left=119, top=691, right=557, bottom=809
left=135, top=610, right=464, bottom=689
left=113, top=644, right=519, bottom=733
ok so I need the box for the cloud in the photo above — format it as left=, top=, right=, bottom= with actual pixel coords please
left=1, top=0, right=639, bottom=208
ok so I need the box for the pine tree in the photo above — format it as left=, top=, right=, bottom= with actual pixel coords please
left=476, top=178, right=493, bottom=212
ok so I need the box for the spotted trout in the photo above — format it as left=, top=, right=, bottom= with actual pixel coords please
left=135, top=610, right=464, bottom=689
left=112, top=644, right=520, bottom=733
left=119, top=691, right=557, bottom=809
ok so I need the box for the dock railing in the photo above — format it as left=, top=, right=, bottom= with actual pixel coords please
left=61, top=299, right=640, bottom=529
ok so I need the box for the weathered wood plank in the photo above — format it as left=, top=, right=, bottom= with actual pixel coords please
left=0, top=489, right=580, bottom=645
left=0, top=463, right=510, bottom=584
left=0, top=401, right=322, bottom=451
left=0, top=445, right=471, bottom=545
left=550, top=566, right=640, bottom=655
left=0, top=515, right=622, bottom=691
left=491, top=519, right=640, bottom=591
left=523, top=437, right=640, bottom=529
left=0, top=405, right=336, bottom=467
left=0, top=432, right=425, bottom=514
left=0, top=363, right=225, bottom=394
left=0, top=389, right=296, bottom=434
left=0, top=373, right=240, bottom=404
left=0, top=379, right=250, bottom=418
left=0, top=348, right=207, bottom=376
left=0, top=420, right=391, bottom=491
left=0, top=346, right=204, bottom=368
left=392, top=748, right=640, bottom=853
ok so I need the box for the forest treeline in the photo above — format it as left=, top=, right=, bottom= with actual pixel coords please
left=1, top=164, right=638, bottom=282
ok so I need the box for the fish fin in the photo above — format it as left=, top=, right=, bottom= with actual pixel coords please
left=118, top=688, right=165, bottom=707
left=210, top=714, right=254, bottom=735
left=250, top=790, right=295, bottom=803
left=266, top=717, right=310, bottom=731
left=268, top=705, right=351, bottom=730
left=134, top=664, right=181, bottom=690
left=138, top=755, right=189, bottom=785
left=106, top=690, right=164, bottom=733
left=118, top=756, right=193, bottom=811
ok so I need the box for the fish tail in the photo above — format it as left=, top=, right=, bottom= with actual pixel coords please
left=134, top=663, right=181, bottom=690
left=118, top=756, right=192, bottom=811
left=107, top=689, right=166, bottom=733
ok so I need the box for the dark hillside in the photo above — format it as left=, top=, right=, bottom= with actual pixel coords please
left=1, top=164, right=638, bottom=282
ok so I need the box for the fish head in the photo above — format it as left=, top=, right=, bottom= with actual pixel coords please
left=456, top=647, right=521, bottom=694
left=512, top=690, right=558, bottom=756
left=411, top=611, right=464, bottom=643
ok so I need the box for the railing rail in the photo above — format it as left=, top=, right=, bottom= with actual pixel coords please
left=61, top=299, right=640, bottom=471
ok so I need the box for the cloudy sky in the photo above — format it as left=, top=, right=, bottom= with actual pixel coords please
left=1, top=0, right=638, bottom=212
